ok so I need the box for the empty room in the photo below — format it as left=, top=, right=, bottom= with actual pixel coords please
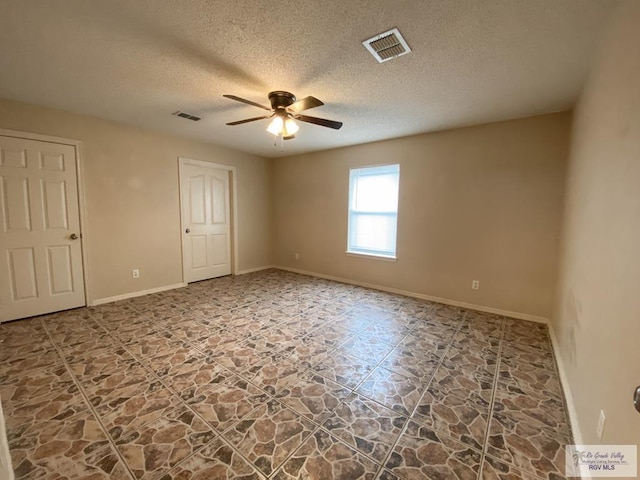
left=0, top=1, right=638, bottom=479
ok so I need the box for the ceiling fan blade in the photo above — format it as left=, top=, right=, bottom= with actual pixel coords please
left=287, top=96, right=324, bottom=113
left=226, top=115, right=271, bottom=126
left=295, top=114, right=343, bottom=130
left=283, top=135, right=296, bottom=141
left=223, top=94, right=271, bottom=111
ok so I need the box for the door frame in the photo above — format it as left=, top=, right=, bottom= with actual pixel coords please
left=178, top=157, right=239, bottom=282
left=0, top=128, right=92, bottom=310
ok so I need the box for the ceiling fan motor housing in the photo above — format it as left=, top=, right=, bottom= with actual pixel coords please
left=269, top=91, right=296, bottom=110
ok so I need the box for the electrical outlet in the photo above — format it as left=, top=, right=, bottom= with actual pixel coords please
left=596, top=410, right=606, bottom=440
left=294, top=253, right=300, bottom=260
left=132, top=269, right=140, bottom=279
left=472, top=280, right=480, bottom=290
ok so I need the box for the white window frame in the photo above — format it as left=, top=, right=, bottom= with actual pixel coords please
left=346, top=163, right=400, bottom=260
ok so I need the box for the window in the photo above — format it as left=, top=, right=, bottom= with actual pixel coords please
left=347, top=164, right=400, bottom=258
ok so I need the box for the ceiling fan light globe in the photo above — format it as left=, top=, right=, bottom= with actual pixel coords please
left=267, top=116, right=284, bottom=135
left=284, top=118, right=299, bottom=136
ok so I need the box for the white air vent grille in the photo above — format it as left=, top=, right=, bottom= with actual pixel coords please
left=172, top=111, right=201, bottom=121
left=363, top=28, right=411, bottom=63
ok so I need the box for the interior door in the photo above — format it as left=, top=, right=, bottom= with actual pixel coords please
left=180, top=162, right=231, bottom=283
left=0, top=135, right=85, bottom=322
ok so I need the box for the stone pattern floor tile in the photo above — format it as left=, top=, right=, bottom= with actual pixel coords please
left=311, top=351, right=375, bottom=390
left=185, top=374, right=269, bottom=432
left=412, top=368, right=492, bottom=451
left=485, top=411, right=570, bottom=479
left=481, top=455, right=543, bottom=480
left=322, top=393, right=407, bottom=464
left=275, top=372, right=351, bottom=424
left=159, top=437, right=263, bottom=479
left=273, top=428, right=379, bottom=480
left=0, top=269, right=573, bottom=479
left=384, top=421, right=482, bottom=479
left=111, top=406, right=216, bottom=480
left=355, top=367, right=424, bottom=416
left=224, top=399, right=315, bottom=476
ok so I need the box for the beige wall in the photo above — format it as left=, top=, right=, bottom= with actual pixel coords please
left=0, top=98, right=272, bottom=301
left=552, top=1, right=640, bottom=445
left=273, top=113, right=570, bottom=319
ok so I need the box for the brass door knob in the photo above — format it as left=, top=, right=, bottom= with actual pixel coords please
left=70, top=233, right=79, bottom=240
left=185, top=228, right=190, bottom=234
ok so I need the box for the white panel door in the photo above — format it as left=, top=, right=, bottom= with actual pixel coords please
left=180, top=162, right=231, bottom=283
left=0, top=136, right=85, bottom=322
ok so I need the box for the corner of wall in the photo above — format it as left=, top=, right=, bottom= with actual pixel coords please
left=548, top=323, right=585, bottom=445
left=549, top=0, right=640, bottom=449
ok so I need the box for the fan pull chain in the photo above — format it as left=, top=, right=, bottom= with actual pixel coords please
left=273, top=134, right=285, bottom=151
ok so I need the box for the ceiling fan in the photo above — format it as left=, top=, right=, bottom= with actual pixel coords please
left=223, top=91, right=343, bottom=140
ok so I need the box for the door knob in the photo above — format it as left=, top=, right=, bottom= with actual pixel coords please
left=185, top=228, right=190, bottom=234
left=634, top=386, right=640, bottom=413
left=70, top=233, right=79, bottom=240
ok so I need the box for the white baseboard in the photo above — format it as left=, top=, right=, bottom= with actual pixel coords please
left=274, top=265, right=549, bottom=324
left=91, top=283, right=187, bottom=306
left=236, top=265, right=275, bottom=275
left=548, top=323, right=585, bottom=450
left=90, top=268, right=278, bottom=305
left=0, top=398, right=14, bottom=480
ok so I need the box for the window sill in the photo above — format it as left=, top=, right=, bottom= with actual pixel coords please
left=345, top=251, right=398, bottom=262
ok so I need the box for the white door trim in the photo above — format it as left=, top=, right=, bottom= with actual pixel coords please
left=178, top=157, right=239, bottom=279
left=0, top=128, right=92, bottom=308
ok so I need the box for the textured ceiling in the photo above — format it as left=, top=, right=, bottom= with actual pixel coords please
left=0, top=0, right=618, bottom=158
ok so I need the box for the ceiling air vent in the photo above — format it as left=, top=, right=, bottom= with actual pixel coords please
left=172, top=111, right=201, bottom=121
left=363, top=28, right=411, bottom=63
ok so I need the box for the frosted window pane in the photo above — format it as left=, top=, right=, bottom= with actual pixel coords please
left=349, top=214, right=396, bottom=254
left=353, top=174, right=398, bottom=212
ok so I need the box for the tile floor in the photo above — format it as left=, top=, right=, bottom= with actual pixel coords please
left=0, top=269, right=573, bottom=479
